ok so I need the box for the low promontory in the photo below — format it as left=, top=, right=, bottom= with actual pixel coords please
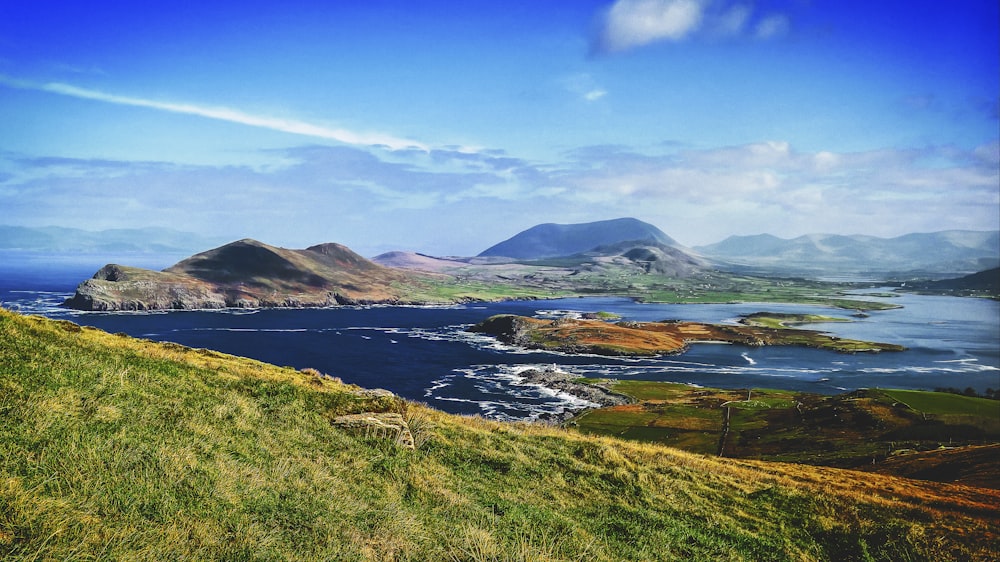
left=469, top=313, right=904, bottom=356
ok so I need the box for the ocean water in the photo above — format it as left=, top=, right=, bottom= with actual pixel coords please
left=2, top=263, right=998, bottom=421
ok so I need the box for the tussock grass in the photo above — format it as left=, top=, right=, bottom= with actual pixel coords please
left=1, top=309, right=997, bottom=560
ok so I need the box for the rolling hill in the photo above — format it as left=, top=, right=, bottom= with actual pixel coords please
left=898, top=267, right=1000, bottom=297
left=1, top=307, right=997, bottom=560
left=64, top=239, right=441, bottom=311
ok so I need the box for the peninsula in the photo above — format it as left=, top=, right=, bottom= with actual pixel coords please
left=63, top=238, right=459, bottom=310
left=469, top=313, right=904, bottom=356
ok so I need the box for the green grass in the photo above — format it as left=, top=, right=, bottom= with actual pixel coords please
left=1, top=309, right=997, bottom=560
left=880, top=389, right=1000, bottom=418
left=740, top=313, right=850, bottom=329
left=573, top=382, right=1000, bottom=469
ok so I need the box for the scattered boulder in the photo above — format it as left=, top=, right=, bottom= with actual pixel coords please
left=331, top=412, right=415, bottom=449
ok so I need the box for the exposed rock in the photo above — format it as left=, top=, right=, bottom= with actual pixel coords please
left=350, top=388, right=396, bottom=399
left=331, top=412, right=415, bottom=449
left=516, top=367, right=632, bottom=410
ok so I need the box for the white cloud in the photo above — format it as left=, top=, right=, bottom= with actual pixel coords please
left=557, top=142, right=1000, bottom=241
left=593, top=0, right=791, bottom=53
left=597, top=0, right=705, bottom=53
left=3, top=139, right=996, bottom=254
left=0, top=75, right=427, bottom=151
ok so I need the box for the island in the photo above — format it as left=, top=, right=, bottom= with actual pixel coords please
left=468, top=313, right=904, bottom=355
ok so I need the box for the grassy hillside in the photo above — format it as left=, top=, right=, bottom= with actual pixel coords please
left=1, top=309, right=997, bottom=560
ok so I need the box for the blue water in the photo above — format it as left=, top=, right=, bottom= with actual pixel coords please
left=2, top=264, right=998, bottom=420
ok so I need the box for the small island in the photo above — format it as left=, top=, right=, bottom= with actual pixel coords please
left=469, top=313, right=904, bottom=356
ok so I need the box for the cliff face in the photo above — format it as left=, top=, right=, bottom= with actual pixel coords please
left=64, top=239, right=428, bottom=311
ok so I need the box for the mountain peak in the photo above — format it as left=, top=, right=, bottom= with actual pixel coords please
left=478, top=217, right=679, bottom=259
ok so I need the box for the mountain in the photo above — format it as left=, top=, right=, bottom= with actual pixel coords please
left=371, top=251, right=470, bottom=272
left=64, top=239, right=437, bottom=311
left=478, top=217, right=681, bottom=260
left=0, top=225, right=225, bottom=255
left=3, top=307, right=997, bottom=560
left=695, top=230, right=1000, bottom=277
left=577, top=239, right=708, bottom=276
left=900, top=267, right=1000, bottom=296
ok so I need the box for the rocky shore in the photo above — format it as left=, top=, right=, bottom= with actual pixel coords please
left=469, top=314, right=905, bottom=355
left=516, top=366, right=632, bottom=423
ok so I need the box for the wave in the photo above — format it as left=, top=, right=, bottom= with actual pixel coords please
left=182, top=326, right=301, bottom=333
left=425, top=365, right=601, bottom=421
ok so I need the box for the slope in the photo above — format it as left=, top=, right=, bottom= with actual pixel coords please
left=478, top=217, right=680, bottom=259
left=1, top=308, right=997, bottom=560
left=900, top=267, right=1000, bottom=297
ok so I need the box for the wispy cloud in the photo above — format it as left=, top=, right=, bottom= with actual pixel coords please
left=5, top=140, right=996, bottom=251
left=561, top=73, right=608, bottom=102
left=592, top=0, right=791, bottom=54
left=754, top=14, right=789, bottom=40
left=0, top=75, right=427, bottom=151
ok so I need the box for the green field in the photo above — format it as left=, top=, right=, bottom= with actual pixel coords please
left=881, top=389, right=1000, bottom=418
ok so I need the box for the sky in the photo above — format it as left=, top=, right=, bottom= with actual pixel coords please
left=0, top=0, right=997, bottom=256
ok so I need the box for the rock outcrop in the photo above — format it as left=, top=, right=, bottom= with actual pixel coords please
left=517, top=367, right=632, bottom=408
left=331, top=413, right=415, bottom=449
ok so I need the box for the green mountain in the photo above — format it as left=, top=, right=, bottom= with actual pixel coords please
left=478, top=217, right=681, bottom=260
left=900, top=267, right=1000, bottom=297
left=2, top=308, right=997, bottom=560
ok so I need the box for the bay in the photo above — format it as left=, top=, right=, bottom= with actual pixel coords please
left=2, top=266, right=997, bottom=421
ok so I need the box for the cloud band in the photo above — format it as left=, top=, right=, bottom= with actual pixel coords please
left=0, top=74, right=426, bottom=151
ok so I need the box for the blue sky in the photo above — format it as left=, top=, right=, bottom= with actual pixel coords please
left=1, top=0, right=997, bottom=256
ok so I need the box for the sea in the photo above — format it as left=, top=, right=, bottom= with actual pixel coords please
left=2, top=255, right=998, bottom=421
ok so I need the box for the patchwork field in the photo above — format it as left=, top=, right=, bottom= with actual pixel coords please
left=572, top=380, right=1000, bottom=478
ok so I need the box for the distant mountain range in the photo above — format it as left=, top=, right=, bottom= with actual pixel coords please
left=55, top=218, right=1000, bottom=311
left=375, top=218, right=708, bottom=279
left=0, top=225, right=225, bottom=255
left=470, top=217, right=999, bottom=278
left=694, top=231, right=1000, bottom=277
left=478, top=217, right=681, bottom=260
